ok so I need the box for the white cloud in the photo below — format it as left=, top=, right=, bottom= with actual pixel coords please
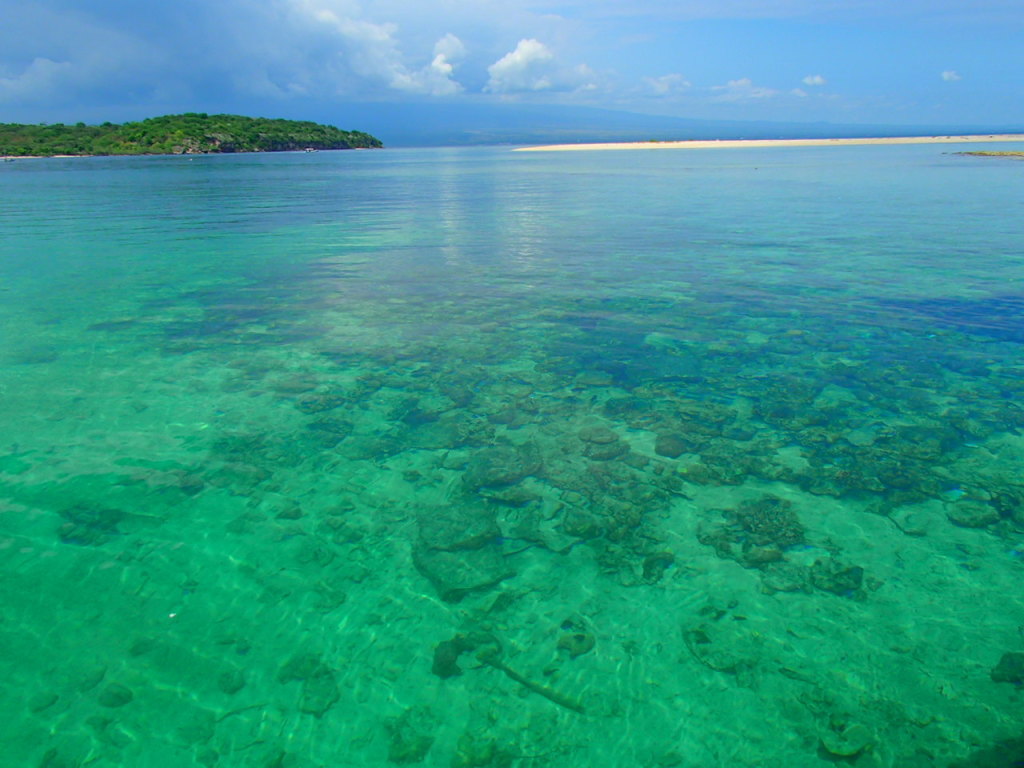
left=416, top=34, right=467, bottom=95
left=644, top=73, right=691, bottom=96
left=483, top=38, right=598, bottom=94
left=0, top=4, right=166, bottom=106
left=711, top=77, right=780, bottom=101
left=486, top=39, right=556, bottom=92
left=285, top=1, right=464, bottom=95
left=434, top=32, right=466, bottom=62
left=3, top=0, right=1003, bottom=124
left=0, top=58, right=74, bottom=102
left=573, top=64, right=600, bottom=92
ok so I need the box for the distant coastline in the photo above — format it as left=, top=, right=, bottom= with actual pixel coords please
left=515, top=134, right=1024, bottom=152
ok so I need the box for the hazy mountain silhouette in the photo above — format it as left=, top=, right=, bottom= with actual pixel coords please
left=320, top=100, right=1021, bottom=147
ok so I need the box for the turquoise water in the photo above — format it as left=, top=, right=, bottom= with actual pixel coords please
left=2, top=145, right=1024, bottom=767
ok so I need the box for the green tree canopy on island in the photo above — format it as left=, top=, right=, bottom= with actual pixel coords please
left=0, top=113, right=383, bottom=157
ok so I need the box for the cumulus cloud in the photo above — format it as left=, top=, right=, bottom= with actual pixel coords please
left=485, top=39, right=556, bottom=92
left=284, top=0, right=464, bottom=95
left=484, top=39, right=599, bottom=94
left=9, top=0, right=983, bottom=123
left=433, top=32, right=466, bottom=62
left=0, top=0, right=475, bottom=109
left=0, top=4, right=166, bottom=107
left=711, top=77, right=779, bottom=101
left=573, top=65, right=600, bottom=92
left=0, top=58, right=74, bottom=103
left=411, top=34, right=467, bottom=95
left=644, top=73, right=691, bottom=96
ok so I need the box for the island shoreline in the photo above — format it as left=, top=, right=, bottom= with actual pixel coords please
left=0, top=148, right=378, bottom=161
left=515, top=134, right=1024, bottom=152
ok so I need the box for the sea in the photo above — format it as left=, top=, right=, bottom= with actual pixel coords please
left=2, top=144, right=1023, bottom=768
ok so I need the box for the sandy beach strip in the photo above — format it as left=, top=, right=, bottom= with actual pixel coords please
left=515, top=134, right=1024, bottom=152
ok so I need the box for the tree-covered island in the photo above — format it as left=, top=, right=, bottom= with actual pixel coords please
left=0, top=113, right=382, bottom=157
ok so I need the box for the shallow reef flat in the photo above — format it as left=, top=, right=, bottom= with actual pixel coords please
left=1, top=147, right=1024, bottom=768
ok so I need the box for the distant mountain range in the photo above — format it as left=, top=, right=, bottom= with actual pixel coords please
left=326, top=101, right=1023, bottom=147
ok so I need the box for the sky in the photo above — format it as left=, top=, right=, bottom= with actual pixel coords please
left=2, top=0, right=1023, bottom=132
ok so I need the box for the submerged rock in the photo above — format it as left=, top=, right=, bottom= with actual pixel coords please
left=385, top=707, right=435, bottom=764
left=819, top=722, right=875, bottom=759
left=28, top=692, right=59, bottom=713
left=990, top=652, right=1024, bottom=684
left=809, top=558, right=866, bottom=598
left=730, top=495, right=805, bottom=549
left=278, top=652, right=326, bottom=683
left=945, top=500, right=1000, bottom=528
left=412, top=544, right=514, bottom=603
left=217, top=670, right=246, bottom=695
left=641, top=551, right=675, bottom=583
left=306, top=417, right=353, bottom=448
left=417, top=503, right=499, bottom=551
left=578, top=424, right=618, bottom=444
left=300, top=669, right=340, bottom=717
left=738, top=546, right=784, bottom=569
left=561, top=508, right=604, bottom=539
left=294, top=393, right=346, bottom=414
left=452, top=732, right=502, bottom=768
left=277, top=653, right=340, bottom=717
left=462, top=445, right=540, bottom=489
left=654, top=434, right=689, bottom=459
left=479, top=485, right=540, bottom=507
left=557, top=631, right=596, bottom=659
left=57, top=503, right=125, bottom=547
left=431, top=638, right=467, bottom=678
left=97, top=683, right=134, bottom=708
left=759, top=562, right=811, bottom=594
left=585, top=439, right=629, bottom=461
left=682, top=621, right=762, bottom=684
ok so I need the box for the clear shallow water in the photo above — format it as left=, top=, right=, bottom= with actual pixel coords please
left=2, top=145, right=1024, bottom=767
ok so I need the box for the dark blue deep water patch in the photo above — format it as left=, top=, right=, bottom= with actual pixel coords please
left=883, top=294, right=1024, bottom=342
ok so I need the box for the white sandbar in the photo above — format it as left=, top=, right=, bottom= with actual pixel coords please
left=515, top=134, right=1024, bottom=152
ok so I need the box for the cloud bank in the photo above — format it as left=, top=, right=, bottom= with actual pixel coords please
left=0, top=0, right=476, bottom=108
left=711, top=78, right=779, bottom=101
left=0, top=0, right=1017, bottom=128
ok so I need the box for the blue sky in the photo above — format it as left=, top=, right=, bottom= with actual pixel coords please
left=2, top=0, right=1022, bottom=129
